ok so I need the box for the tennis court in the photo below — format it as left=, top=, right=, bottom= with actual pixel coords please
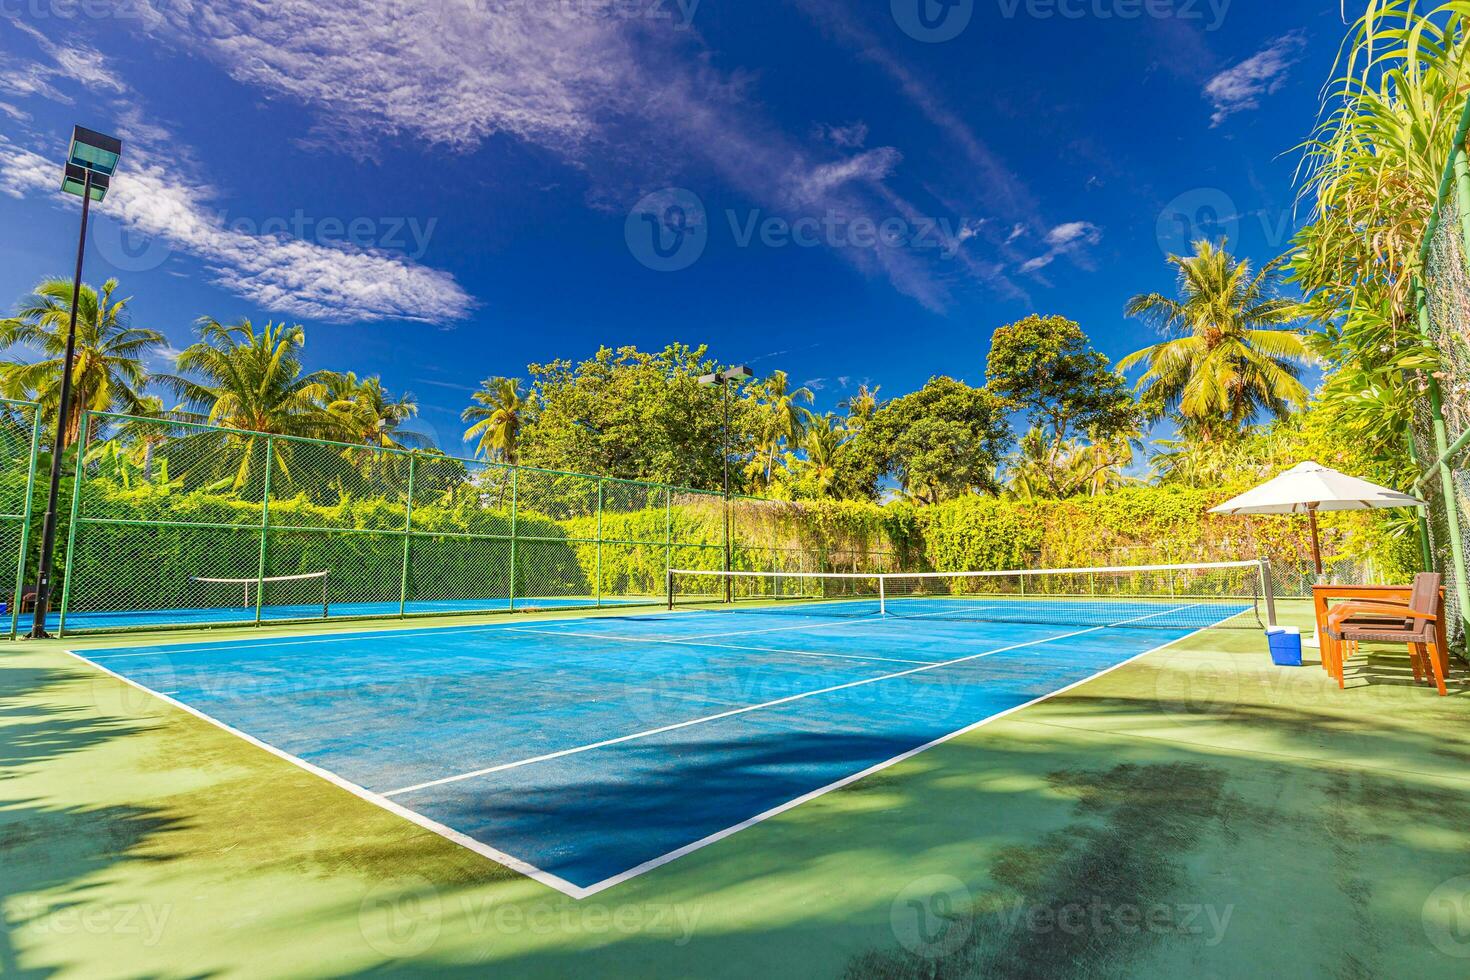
left=66, top=564, right=1261, bottom=898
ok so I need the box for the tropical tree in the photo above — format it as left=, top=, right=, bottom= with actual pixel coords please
left=462, top=377, right=533, bottom=464
left=1121, top=240, right=1312, bottom=442
left=323, top=371, right=425, bottom=450
left=0, top=277, right=164, bottom=444
left=747, top=370, right=813, bottom=489
left=783, top=413, right=847, bottom=499
left=155, top=318, right=332, bottom=489
left=865, top=376, right=1010, bottom=503
left=838, top=384, right=881, bottom=428
left=1290, top=0, right=1468, bottom=474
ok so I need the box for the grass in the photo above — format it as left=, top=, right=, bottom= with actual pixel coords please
left=3, top=600, right=1470, bottom=977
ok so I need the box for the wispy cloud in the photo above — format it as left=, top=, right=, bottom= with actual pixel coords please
left=814, top=121, right=868, bottom=148
left=0, top=19, right=126, bottom=102
left=1204, top=32, right=1306, bottom=126
left=1018, top=221, right=1101, bottom=273
left=128, top=2, right=997, bottom=310
left=0, top=137, right=473, bottom=324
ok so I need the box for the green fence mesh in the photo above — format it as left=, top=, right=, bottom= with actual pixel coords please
left=1411, top=105, right=1470, bottom=650
left=54, top=411, right=891, bottom=635
left=0, top=400, right=40, bottom=638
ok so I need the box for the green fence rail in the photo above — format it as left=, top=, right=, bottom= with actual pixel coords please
left=53, top=410, right=893, bottom=635
left=0, top=399, right=41, bottom=638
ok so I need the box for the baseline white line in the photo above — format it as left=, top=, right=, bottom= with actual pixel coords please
left=63, top=649, right=594, bottom=900
left=504, top=626, right=933, bottom=666
left=384, top=603, right=1203, bottom=797
left=572, top=611, right=1232, bottom=897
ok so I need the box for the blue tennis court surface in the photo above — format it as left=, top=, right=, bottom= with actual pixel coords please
left=70, top=597, right=1251, bottom=896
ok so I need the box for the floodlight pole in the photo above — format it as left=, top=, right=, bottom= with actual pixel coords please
left=30, top=169, right=93, bottom=639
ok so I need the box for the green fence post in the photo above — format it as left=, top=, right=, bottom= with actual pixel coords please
left=1406, top=429, right=1435, bottom=573
left=508, top=466, right=518, bottom=612
left=1418, top=282, right=1470, bottom=650
left=399, top=453, right=416, bottom=618
left=254, top=436, right=274, bottom=626
left=664, top=485, right=672, bottom=592
left=9, top=401, right=41, bottom=640
left=55, top=411, right=90, bottom=638
left=595, top=478, right=604, bottom=607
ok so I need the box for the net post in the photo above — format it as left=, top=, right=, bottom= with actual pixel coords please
left=322, top=569, right=330, bottom=619
left=666, top=567, right=674, bottom=610
left=879, top=574, right=886, bottom=616
left=1257, top=557, right=1276, bottom=627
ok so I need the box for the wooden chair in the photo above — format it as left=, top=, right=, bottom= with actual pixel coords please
left=1323, top=573, right=1447, bottom=696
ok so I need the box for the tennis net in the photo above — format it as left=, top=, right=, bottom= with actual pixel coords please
left=666, top=560, right=1272, bottom=630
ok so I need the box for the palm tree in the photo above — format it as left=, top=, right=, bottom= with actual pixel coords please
left=1121, top=240, right=1312, bottom=442
left=0, top=277, right=164, bottom=444
left=788, top=413, right=846, bottom=499
left=462, top=377, right=533, bottom=463
left=155, top=318, right=332, bottom=489
left=322, top=371, right=426, bottom=450
left=837, top=384, right=880, bottom=428
left=748, top=370, right=814, bottom=487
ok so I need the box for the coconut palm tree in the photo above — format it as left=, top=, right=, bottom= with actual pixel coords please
left=0, top=277, right=164, bottom=445
left=154, top=318, right=332, bottom=490
left=322, top=371, right=426, bottom=450
left=837, top=384, right=881, bottom=428
left=462, top=377, right=533, bottom=463
left=748, top=370, right=813, bottom=487
left=1121, top=240, right=1312, bottom=442
left=787, top=413, right=846, bottom=499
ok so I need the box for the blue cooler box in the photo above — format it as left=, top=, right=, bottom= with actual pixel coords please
left=1266, top=626, right=1302, bottom=667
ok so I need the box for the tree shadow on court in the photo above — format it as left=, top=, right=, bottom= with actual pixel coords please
left=0, top=660, right=188, bottom=978
left=344, top=680, right=1470, bottom=980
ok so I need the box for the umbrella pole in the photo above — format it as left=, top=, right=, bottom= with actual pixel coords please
left=1308, top=507, right=1323, bottom=576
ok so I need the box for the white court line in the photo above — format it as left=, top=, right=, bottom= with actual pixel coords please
left=63, top=649, right=591, bottom=899
left=505, top=626, right=933, bottom=666
left=66, top=599, right=1233, bottom=901
left=573, top=612, right=1229, bottom=897
left=383, top=603, right=1203, bottom=797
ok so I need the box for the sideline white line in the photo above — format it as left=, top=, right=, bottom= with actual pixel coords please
left=62, top=649, right=593, bottom=900
left=505, top=626, right=933, bottom=666
left=383, top=603, right=1203, bottom=797
left=572, top=612, right=1229, bottom=897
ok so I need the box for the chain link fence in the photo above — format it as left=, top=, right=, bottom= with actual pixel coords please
left=0, top=400, right=40, bottom=638
left=1409, top=96, right=1470, bottom=650
left=51, top=411, right=892, bottom=635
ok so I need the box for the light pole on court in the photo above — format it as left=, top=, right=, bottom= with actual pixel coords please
left=29, top=126, right=122, bottom=639
left=698, top=365, right=753, bottom=602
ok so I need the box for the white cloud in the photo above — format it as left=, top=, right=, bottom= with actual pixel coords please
left=815, top=121, right=868, bottom=148
left=0, top=19, right=126, bottom=101
left=788, top=147, right=902, bottom=204
left=1019, top=220, right=1101, bottom=273
left=0, top=136, right=473, bottom=324
left=1204, top=33, right=1306, bottom=126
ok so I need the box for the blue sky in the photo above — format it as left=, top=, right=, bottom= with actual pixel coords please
left=0, top=1, right=1344, bottom=452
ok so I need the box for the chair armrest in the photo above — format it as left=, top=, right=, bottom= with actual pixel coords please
left=1329, top=601, right=1438, bottom=626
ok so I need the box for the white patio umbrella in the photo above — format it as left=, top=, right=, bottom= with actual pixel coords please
left=1208, top=461, right=1425, bottom=575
